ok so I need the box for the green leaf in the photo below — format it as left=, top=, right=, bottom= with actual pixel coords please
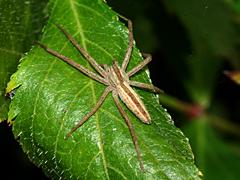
left=183, top=119, right=240, bottom=179
left=7, top=0, right=200, bottom=179
left=0, top=0, right=48, bottom=121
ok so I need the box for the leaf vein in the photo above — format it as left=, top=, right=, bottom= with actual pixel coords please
left=73, top=1, right=107, bottom=20
left=53, top=83, right=91, bottom=171
left=69, top=0, right=87, bottom=49
left=91, top=84, right=110, bottom=179
left=107, top=166, right=128, bottom=180
left=31, top=57, right=57, bottom=160
left=84, top=151, right=101, bottom=179
left=85, top=39, right=115, bottom=60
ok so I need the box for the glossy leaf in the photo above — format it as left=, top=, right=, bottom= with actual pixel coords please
left=7, top=0, right=200, bottom=179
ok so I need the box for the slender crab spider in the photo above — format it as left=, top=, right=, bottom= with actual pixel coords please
left=36, top=16, right=162, bottom=171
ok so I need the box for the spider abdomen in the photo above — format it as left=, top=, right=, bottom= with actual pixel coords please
left=116, top=82, right=151, bottom=124
left=108, top=61, right=151, bottom=124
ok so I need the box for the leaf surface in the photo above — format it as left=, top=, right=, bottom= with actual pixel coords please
left=7, top=0, right=200, bottom=179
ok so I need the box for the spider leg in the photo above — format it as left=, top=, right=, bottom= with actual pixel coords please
left=35, top=42, right=107, bottom=85
left=112, top=91, right=144, bottom=171
left=56, top=24, right=106, bottom=77
left=120, top=16, right=134, bottom=71
left=65, top=87, right=111, bottom=139
left=130, top=81, right=164, bottom=93
left=127, top=53, right=151, bottom=77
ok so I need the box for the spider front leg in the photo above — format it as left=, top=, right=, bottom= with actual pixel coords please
left=65, top=87, right=111, bottom=139
left=56, top=24, right=106, bottom=77
left=120, top=16, right=134, bottom=71
left=35, top=42, right=107, bottom=85
left=126, top=52, right=163, bottom=93
left=127, top=53, right=152, bottom=77
left=112, top=91, right=145, bottom=171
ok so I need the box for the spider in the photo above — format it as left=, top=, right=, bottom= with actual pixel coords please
left=36, top=16, right=162, bottom=171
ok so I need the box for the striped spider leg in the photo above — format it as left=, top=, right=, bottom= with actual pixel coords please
left=36, top=17, right=161, bottom=171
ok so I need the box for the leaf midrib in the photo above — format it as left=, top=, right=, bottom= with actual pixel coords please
left=69, top=0, right=87, bottom=49
left=69, top=0, right=110, bottom=178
